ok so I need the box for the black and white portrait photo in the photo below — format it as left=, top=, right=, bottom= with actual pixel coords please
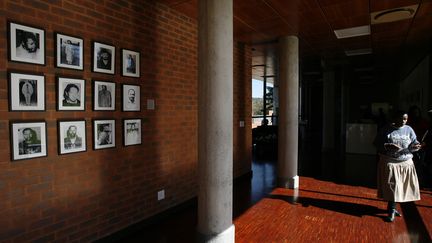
left=56, top=33, right=83, bottom=70
left=122, top=49, right=140, bottom=77
left=122, top=84, right=140, bottom=111
left=8, top=22, right=45, bottom=65
left=57, top=77, right=85, bottom=111
left=94, top=80, right=115, bottom=111
left=19, top=79, right=37, bottom=106
left=10, top=121, right=47, bottom=161
left=124, top=119, right=142, bottom=146
left=93, top=42, right=115, bottom=74
left=58, top=120, right=86, bottom=155
left=9, top=72, right=45, bottom=111
left=94, top=120, right=116, bottom=150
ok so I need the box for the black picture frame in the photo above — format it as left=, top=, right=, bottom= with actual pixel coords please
left=7, top=21, right=46, bottom=65
left=123, top=118, right=142, bottom=146
left=93, top=80, right=116, bottom=111
left=93, top=119, right=116, bottom=150
left=92, top=41, right=115, bottom=74
left=10, top=120, right=47, bottom=161
left=57, top=76, right=86, bottom=111
left=58, top=120, right=87, bottom=155
left=122, top=84, right=141, bottom=111
left=55, top=32, right=84, bottom=70
left=8, top=71, right=46, bottom=111
left=121, top=49, right=140, bottom=77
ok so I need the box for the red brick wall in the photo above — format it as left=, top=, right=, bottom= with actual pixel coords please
left=0, top=1, right=251, bottom=242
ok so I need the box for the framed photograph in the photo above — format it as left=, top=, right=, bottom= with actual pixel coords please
left=58, top=120, right=87, bottom=155
left=8, top=21, right=45, bottom=65
left=93, top=119, right=116, bottom=150
left=93, top=80, right=115, bottom=111
left=122, top=84, right=140, bottom=111
left=121, top=49, right=140, bottom=77
left=55, top=33, right=84, bottom=70
left=124, top=119, right=142, bottom=146
left=10, top=121, right=47, bottom=161
left=57, top=77, right=85, bottom=111
left=92, top=41, right=115, bottom=74
left=8, top=71, right=45, bottom=111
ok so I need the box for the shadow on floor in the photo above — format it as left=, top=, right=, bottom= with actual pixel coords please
left=401, top=202, right=432, bottom=243
left=267, top=194, right=388, bottom=220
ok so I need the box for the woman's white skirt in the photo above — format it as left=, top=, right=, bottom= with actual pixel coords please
left=377, top=157, right=421, bottom=202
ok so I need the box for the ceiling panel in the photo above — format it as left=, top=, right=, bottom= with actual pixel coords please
left=157, top=0, right=432, bottom=80
left=233, top=0, right=279, bottom=25
left=265, top=0, right=319, bottom=15
left=370, top=0, right=420, bottom=12
left=252, top=17, right=294, bottom=37
left=321, top=0, right=370, bottom=30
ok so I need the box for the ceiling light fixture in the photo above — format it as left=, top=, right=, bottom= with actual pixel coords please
left=371, top=4, right=418, bottom=24
left=334, top=25, right=370, bottom=39
left=345, top=48, right=372, bottom=56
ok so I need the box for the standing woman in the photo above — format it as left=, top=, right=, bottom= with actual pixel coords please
left=374, top=110, right=422, bottom=222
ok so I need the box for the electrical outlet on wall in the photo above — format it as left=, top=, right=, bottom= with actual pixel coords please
left=239, top=121, right=245, bottom=127
left=147, top=99, right=155, bottom=110
left=157, top=190, right=165, bottom=201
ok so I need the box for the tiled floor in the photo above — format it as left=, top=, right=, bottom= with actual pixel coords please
left=235, top=177, right=432, bottom=242
left=108, top=157, right=432, bottom=243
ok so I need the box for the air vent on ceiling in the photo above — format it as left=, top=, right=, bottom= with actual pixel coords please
left=345, top=48, right=372, bottom=56
left=371, top=4, right=418, bottom=24
left=334, top=25, right=370, bottom=39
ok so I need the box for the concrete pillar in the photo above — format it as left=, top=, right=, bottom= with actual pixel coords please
left=278, top=36, right=299, bottom=189
left=197, top=0, right=234, bottom=242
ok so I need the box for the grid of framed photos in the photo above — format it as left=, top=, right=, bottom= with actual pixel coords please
left=6, top=20, right=144, bottom=161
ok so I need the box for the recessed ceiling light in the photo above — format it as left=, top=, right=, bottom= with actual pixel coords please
left=371, top=5, right=418, bottom=24
left=334, top=25, right=370, bottom=39
left=345, top=48, right=372, bottom=56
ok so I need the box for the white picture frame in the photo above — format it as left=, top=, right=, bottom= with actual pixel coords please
left=8, top=21, right=45, bottom=65
left=93, top=80, right=115, bottom=111
left=123, top=119, right=142, bottom=146
left=57, top=77, right=85, bottom=111
left=55, top=33, right=84, bottom=70
left=58, top=120, right=87, bottom=155
left=121, top=49, right=140, bottom=77
left=93, top=41, right=115, bottom=74
left=10, top=121, right=47, bottom=161
left=9, top=72, right=45, bottom=111
left=122, top=84, right=140, bottom=111
left=93, top=119, right=116, bottom=150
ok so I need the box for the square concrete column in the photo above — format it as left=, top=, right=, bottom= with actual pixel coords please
left=278, top=36, right=299, bottom=189
left=197, top=0, right=234, bottom=242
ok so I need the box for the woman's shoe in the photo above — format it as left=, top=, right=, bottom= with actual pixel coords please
left=394, top=210, right=402, bottom=217
left=386, top=210, right=396, bottom=222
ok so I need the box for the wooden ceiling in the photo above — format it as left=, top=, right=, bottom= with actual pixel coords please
left=158, top=0, right=432, bottom=81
